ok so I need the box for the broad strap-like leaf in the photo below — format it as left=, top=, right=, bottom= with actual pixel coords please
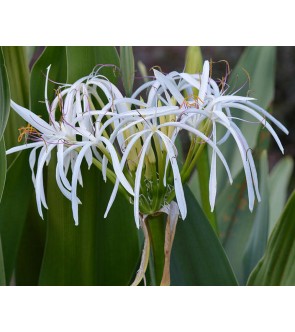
left=0, top=47, right=32, bottom=283
left=120, top=46, right=135, bottom=97
left=0, top=150, right=33, bottom=283
left=268, top=157, right=294, bottom=236
left=14, top=47, right=68, bottom=285
left=39, top=161, right=140, bottom=285
left=0, top=139, right=6, bottom=203
left=216, top=128, right=271, bottom=284
left=170, top=185, right=238, bottom=285
left=184, top=46, right=203, bottom=74
left=0, top=47, right=10, bottom=141
left=66, top=46, right=119, bottom=84
left=248, top=190, right=295, bottom=285
left=2, top=47, right=29, bottom=168
left=0, top=235, right=5, bottom=285
left=242, top=150, right=269, bottom=283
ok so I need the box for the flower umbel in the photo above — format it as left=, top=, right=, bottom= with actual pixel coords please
left=6, top=61, right=288, bottom=228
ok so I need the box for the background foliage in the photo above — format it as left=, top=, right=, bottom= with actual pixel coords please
left=0, top=46, right=294, bottom=285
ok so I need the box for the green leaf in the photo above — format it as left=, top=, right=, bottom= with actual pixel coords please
left=0, top=139, right=6, bottom=203
left=66, top=46, right=119, bottom=84
left=39, top=47, right=139, bottom=285
left=184, top=46, right=203, bottom=74
left=25, top=46, right=37, bottom=66
left=39, top=161, right=139, bottom=285
left=248, top=190, right=295, bottom=285
left=0, top=47, right=32, bottom=283
left=242, top=150, right=269, bottom=282
left=12, top=47, right=67, bottom=285
left=269, top=157, right=294, bottom=236
left=217, top=169, right=254, bottom=284
left=2, top=46, right=30, bottom=168
left=170, top=185, right=238, bottom=285
left=0, top=150, right=33, bottom=283
left=0, top=235, right=6, bottom=285
left=146, top=214, right=166, bottom=285
left=15, top=198, right=46, bottom=285
left=217, top=47, right=276, bottom=186
left=0, top=48, right=10, bottom=141
left=217, top=120, right=272, bottom=284
left=30, top=46, right=67, bottom=120
left=120, top=46, right=135, bottom=97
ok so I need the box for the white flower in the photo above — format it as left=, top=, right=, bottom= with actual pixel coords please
left=179, top=60, right=288, bottom=210
left=6, top=99, right=78, bottom=219
left=103, top=105, right=232, bottom=228
left=128, top=61, right=288, bottom=213
left=6, top=66, right=134, bottom=225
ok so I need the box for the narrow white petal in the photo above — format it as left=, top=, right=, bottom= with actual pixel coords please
left=100, top=137, right=134, bottom=196
left=104, top=130, right=148, bottom=218
left=153, top=70, right=184, bottom=105
left=246, top=101, right=289, bottom=135
left=159, top=122, right=233, bottom=184
left=6, top=142, right=43, bottom=155
left=198, top=60, right=210, bottom=103
left=209, top=122, right=217, bottom=211
left=55, top=165, right=73, bottom=201
left=213, top=110, right=231, bottom=126
left=230, top=122, right=261, bottom=202
left=71, top=143, right=93, bottom=225
left=35, top=145, right=55, bottom=219
left=157, top=131, right=187, bottom=220
left=84, top=146, right=93, bottom=169
left=221, top=122, right=255, bottom=210
left=10, top=100, right=53, bottom=135
left=45, top=65, right=51, bottom=115
left=179, top=73, right=201, bottom=91
left=226, top=102, right=285, bottom=154
left=29, top=146, right=39, bottom=185
left=57, top=144, right=72, bottom=190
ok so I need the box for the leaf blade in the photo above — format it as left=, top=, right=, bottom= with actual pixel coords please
left=0, top=47, right=10, bottom=141
left=248, top=190, right=295, bottom=285
left=170, top=185, right=238, bottom=285
left=120, top=46, right=135, bottom=97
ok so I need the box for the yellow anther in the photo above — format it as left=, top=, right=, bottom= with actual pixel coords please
left=18, top=124, right=40, bottom=142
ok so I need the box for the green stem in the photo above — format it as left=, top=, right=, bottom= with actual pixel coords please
left=146, top=213, right=166, bottom=286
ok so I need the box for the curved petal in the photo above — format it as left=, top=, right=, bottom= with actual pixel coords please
left=10, top=100, right=53, bottom=135
left=6, top=141, right=43, bottom=155
left=157, top=131, right=187, bottom=220
left=134, top=133, right=153, bottom=228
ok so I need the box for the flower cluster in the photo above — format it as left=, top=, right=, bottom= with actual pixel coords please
left=6, top=61, right=288, bottom=227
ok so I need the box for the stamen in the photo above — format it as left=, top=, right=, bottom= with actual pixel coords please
left=18, top=124, right=41, bottom=143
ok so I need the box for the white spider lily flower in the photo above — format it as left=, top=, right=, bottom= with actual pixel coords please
left=130, top=60, right=288, bottom=213
left=6, top=99, right=134, bottom=225
left=103, top=106, right=233, bottom=228
left=179, top=61, right=288, bottom=211
left=6, top=100, right=80, bottom=219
